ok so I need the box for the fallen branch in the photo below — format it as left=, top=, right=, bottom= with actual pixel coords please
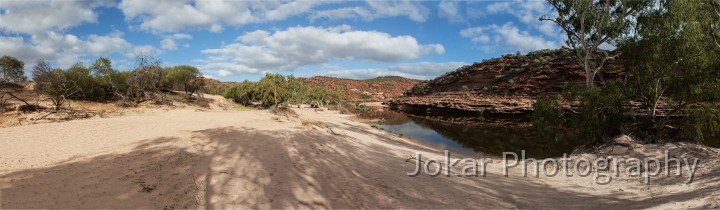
left=4, top=91, right=31, bottom=106
left=33, top=111, right=57, bottom=122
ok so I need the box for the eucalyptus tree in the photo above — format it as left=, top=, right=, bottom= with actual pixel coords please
left=542, top=0, right=651, bottom=87
left=0, top=55, right=26, bottom=83
left=620, top=0, right=720, bottom=141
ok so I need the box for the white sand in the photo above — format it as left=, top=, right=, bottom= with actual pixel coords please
left=1, top=105, right=718, bottom=209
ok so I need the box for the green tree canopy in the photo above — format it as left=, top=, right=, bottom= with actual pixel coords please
left=620, top=0, right=720, bottom=140
left=164, top=65, right=202, bottom=95
left=542, top=0, right=651, bottom=87
left=0, top=55, right=27, bottom=83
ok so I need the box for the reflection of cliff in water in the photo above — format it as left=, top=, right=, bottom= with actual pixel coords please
left=374, top=109, right=411, bottom=125
left=409, top=115, right=586, bottom=158
left=375, top=109, right=586, bottom=158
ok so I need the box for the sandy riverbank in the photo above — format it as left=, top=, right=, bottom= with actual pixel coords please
left=1, top=104, right=719, bottom=209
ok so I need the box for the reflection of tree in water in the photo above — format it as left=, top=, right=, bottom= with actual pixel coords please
left=405, top=115, right=586, bottom=158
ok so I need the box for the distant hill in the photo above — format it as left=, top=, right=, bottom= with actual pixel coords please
left=300, top=76, right=420, bottom=101
left=389, top=48, right=626, bottom=115
left=201, top=75, right=420, bottom=101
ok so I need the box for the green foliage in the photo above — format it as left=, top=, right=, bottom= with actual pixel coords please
left=222, top=74, right=345, bottom=108
left=567, top=82, right=628, bottom=143
left=32, top=60, right=77, bottom=109
left=28, top=56, right=207, bottom=108
left=533, top=81, right=628, bottom=144
left=308, top=86, right=328, bottom=106
left=360, top=92, right=372, bottom=100
left=532, top=95, right=566, bottom=141
left=543, top=0, right=652, bottom=86
left=63, top=63, right=106, bottom=101
left=255, top=73, right=292, bottom=107
left=0, top=55, right=26, bottom=83
left=91, top=57, right=129, bottom=100
left=223, top=80, right=256, bottom=106
left=353, top=102, right=372, bottom=114
left=286, top=75, right=307, bottom=104
left=619, top=0, right=720, bottom=142
left=163, top=65, right=202, bottom=96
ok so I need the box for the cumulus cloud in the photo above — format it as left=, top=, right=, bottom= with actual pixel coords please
left=461, top=23, right=560, bottom=53
left=118, top=0, right=331, bottom=33
left=160, top=33, right=193, bottom=50
left=172, top=33, right=192, bottom=40
left=320, top=61, right=468, bottom=80
left=438, top=0, right=464, bottom=23
left=310, top=0, right=429, bottom=22
left=199, top=25, right=444, bottom=77
left=0, top=0, right=114, bottom=34
left=0, top=37, right=53, bottom=64
left=1, top=31, right=158, bottom=73
left=485, top=0, right=559, bottom=37
left=160, top=38, right=178, bottom=50
left=0, top=0, right=150, bottom=73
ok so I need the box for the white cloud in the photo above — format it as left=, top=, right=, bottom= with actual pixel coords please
left=0, top=0, right=114, bottom=34
left=310, top=7, right=374, bottom=21
left=160, top=33, right=192, bottom=50
left=172, top=33, right=192, bottom=40
left=485, top=0, right=559, bottom=37
left=320, top=61, right=468, bottom=80
left=199, top=25, right=444, bottom=77
left=461, top=23, right=560, bottom=53
left=130, top=45, right=162, bottom=58
left=0, top=0, right=145, bottom=74
left=118, top=0, right=332, bottom=33
left=0, top=37, right=53, bottom=65
left=310, top=0, right=429, bottom=22
left=486, top=2, right=511, bottom=13
left=438, top=0, right=463, bottom=23
left=1, top=31, right=157, bottom=73
left=365, top=0, right=429, bottom=22
left=218, top=70, right=234, bottom=77
left=160, top=38, right=178, bottom=50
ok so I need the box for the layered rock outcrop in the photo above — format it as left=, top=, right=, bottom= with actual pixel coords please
left=389, top=49, right=625, bottom=115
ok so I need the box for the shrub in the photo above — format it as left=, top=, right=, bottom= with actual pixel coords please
left=0, top=55, right=26, bottom=83
left=163, top=65, right=202, bottom=96
left=32, top=60, right=77, bottom=110
left=532, top=80, right=629, bottom=144
left=532, top=95, right=567, bottom=141
left=223, top=81, right=256, bottom=106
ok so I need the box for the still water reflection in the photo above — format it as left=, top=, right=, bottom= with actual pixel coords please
left=368, top=109, right=720, bottom=158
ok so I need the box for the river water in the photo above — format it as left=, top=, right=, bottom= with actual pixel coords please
left=365, top=108, right=720, bottom=159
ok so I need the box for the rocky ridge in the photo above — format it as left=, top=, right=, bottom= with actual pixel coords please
left=300, top=76, right=420, bottom=101
left=389, top=49, right=626, bottom=115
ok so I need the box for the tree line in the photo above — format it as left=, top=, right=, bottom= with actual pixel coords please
left=0, top=55, right=205, bottom=110
left=222, top=73, right=344, bottom=108
left=533, top=0, right=720, bottom=144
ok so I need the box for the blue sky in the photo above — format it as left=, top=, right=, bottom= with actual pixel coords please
left=0, top=0, right=564, bottom=82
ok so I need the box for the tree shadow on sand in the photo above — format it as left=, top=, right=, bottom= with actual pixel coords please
left=2, top=125, right=718, bottom=209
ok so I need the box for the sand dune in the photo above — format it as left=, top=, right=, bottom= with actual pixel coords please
left=1, top=107, right=718, bottom=209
